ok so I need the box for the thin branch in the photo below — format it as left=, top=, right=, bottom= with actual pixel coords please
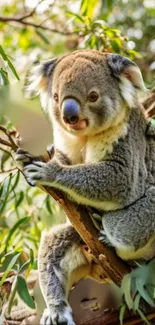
left=0, top=137, right=13, bottom=148
left=0, top=167, right=18, bottom=174
left=0, top=15, right=79, bottom=35
left=0, top=126, right=18, bottom=150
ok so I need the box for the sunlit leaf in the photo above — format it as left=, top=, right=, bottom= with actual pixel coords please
left=67, top=11, right=85, bottom=22
left=45, top=195, right=53, bottom=214
left=0, top=45, right=19, bottom=80
left=30, top=248, right=34, bottom=265
left=15, top=191, right=24, bottom=208
left=0, top=253, right=20, bottom=286
left=121, top=274, right=133, bottom=309
left=17, top=275, right=35, bottom=309
left=80, top=0, right=99, bottom=18
left=36, top=29, right=50, bottom=44
left=111, top=39, right=121, bottom=52
left=0, top=174, right=12, bottom=215
left=136, top=277, right=154, bottom=307
left=5, top=217, right=30, bottom=250
left=133, top=293, right=141, bottom=311
left=119, top=304, right=126, bottom=325
left=0, top=69, right=9, bottom=85
left=10, top=171, right=20, bottom=192
left=137, top=309, right=151, bottom=325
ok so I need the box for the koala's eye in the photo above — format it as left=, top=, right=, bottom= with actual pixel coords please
left=88, top=91, right=99, bottom=102
left=53, top=93, right=59, bottom=103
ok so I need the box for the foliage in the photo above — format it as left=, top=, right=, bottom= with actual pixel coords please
left=120, top=259, right=155, bottom=325
left=0, top=45, right=19, bottom=86
left=0, top=0, right=155, bottom=323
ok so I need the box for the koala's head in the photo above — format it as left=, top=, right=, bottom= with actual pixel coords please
left=25, top=50, right=146, bottom=136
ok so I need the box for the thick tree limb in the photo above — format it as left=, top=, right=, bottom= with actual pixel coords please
left=81, top=310, right=155, bottom=325
left=41, top=186, right=130, bottom=283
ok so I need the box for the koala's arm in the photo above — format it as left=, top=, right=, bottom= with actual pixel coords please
left=39, top=223, right=99, bottom=325
left=22, top=154, right=132, bottom=209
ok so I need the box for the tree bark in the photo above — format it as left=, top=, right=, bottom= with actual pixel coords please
left=41, top=186, right=130, bottom=284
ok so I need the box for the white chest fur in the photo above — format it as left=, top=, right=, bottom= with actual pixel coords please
left=53, top=123, right=86, bottom=164
left=53, top=120, right=128, bottom=165
left=85, top=122, right=128, bottom=163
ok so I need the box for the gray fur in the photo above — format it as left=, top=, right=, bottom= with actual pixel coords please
left=39, top=225, right=79, bottom=325
left=107, top=54, right=135, bottom=78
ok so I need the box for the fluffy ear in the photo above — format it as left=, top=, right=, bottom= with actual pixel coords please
left=24, top=58, right=57, bottom=112
left=106, top=54, right=147, bottom=107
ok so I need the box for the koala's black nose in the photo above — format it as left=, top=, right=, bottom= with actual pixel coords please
left=62, top=98, right=80, bottom=124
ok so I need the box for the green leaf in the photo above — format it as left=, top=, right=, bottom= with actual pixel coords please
left=150, top=119, right=155, bottom=128
left=10, top=171, right=20, bottom=192
left=36, top=29, right=50, bottom=44
left=30, top=248, right=34, bottom=264
left=45, top=195, right=53, bottom=214
left=17, top=275, right=35, bottom=309
left=19, top=248, right=34, bottom=274
left=0, top=253, right=20, bottom=286
left=19, top=259, right=31, bottom=274
left=111, top=39, right=121, bottom=53
left=0, top=69, right=9, bottom=85
left=119, top=304, right=126, bottom=325
left=7, top=275, right=18, bottom=314
left=0, top=174, right=12, bottom=215
left=136, top=278, right=154, bottom=306
left=5, top=217, right=30, bottom=249
left=0, top=45, right=8, bottom=60
left=67, top=11, right=85, bottom=22
left=101, top=0, right=115, bottom=13
left=7, top=58, right=20, bottom=80
left=0, top=45, right=19, bottom=80
left=15, top=191, right=24, bottom=208
left=133, top=293, right=141, bottom=311
left=121, top=274, right=133, bottom=309
left=137, top=308, right=151, bottom=325
left=80, top=0, right=98, bottom=18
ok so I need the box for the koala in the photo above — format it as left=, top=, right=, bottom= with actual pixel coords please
left=16, top=50, right=155, bottom=325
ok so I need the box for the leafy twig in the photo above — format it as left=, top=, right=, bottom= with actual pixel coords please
left=0, top=126, right=18, bottom=150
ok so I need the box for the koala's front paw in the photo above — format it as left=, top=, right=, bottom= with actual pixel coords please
left=23, top=161, right=48, bottom=187
left=40, top=307, right=76, bottom=325
left=99, top=230, right=113, bottom=247
left=15, top=148, right=34, bottom=165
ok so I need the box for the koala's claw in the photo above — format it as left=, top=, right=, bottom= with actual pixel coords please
left=15, top=148, right=33, bottom=165
left=23, top=161, right=47, bottom=186
left=47, top=144, right=55, bottom=159
left=40, top=307, right=76, bottom=325
left=99, top=230, right=113, bottom=247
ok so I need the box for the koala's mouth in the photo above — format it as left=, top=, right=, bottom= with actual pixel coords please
left=67, top=119, right=88, bottom=131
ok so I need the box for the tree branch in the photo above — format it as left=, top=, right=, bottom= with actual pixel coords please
left=0, top=125, right=18, bottom=150
left=0, top=14, right=80, bottom=36
left=41, top=186, right=129, bottom=283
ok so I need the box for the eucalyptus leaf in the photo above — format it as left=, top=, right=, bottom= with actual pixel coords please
left=137, top=309, right=151, bottom=325
left=121, top=274, right=133, bottom=309
left=5, top=217, right=30, bottom=250
left=0, top=174, right=12, bottom=215
left=17, top=275, right=35, bottom=309
left=0, top=253, right=20, bottom=286
left=119, top=304, right=126, bottom=325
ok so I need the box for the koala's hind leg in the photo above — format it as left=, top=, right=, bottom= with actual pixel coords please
left=39, top=224, right=93, bottom=325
